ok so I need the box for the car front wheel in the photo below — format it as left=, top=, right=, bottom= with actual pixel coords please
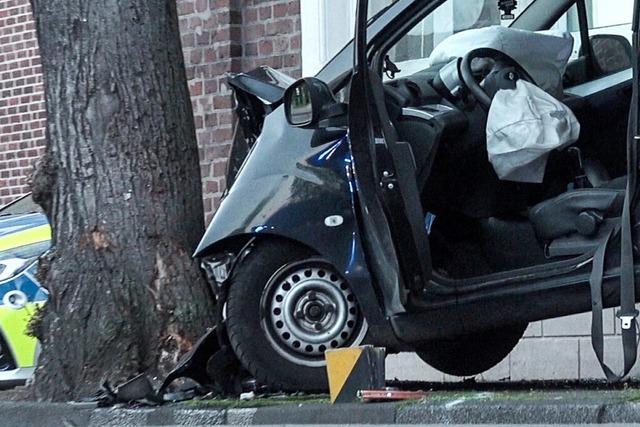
left=226, top=240, right=368, bottom=392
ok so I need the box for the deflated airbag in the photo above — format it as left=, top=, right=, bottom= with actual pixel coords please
left=487, top=80, right=580, bottom=183
left=429, top=26, right=574, bottom=98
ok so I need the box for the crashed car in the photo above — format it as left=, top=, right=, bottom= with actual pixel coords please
left=0, top=195, right=50, bottom=387
left=195, top=0, right=640, bottom=391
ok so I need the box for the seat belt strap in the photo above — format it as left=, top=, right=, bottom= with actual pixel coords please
left=589, top=227, right=620, bottom=381
left=590, top=143, right=638, bottom=382
left=618, top=178, right=638, bottom=377
left=590, top=219, right=637, bottom=380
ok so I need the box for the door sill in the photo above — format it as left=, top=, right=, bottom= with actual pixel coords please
left=425, top=250, right=595, bottom=297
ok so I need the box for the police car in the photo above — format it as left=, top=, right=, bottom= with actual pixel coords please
left=0, top=195, right=50, bottom=387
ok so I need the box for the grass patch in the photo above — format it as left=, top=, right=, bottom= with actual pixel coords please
left=181, top=387, right=640, bottom=410
left=615, top=389, right=640, bottom=402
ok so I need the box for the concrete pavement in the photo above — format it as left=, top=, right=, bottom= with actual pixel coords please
left=3, top=387, right=640, bottom=426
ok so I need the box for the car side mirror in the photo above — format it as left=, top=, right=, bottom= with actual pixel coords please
left=582, top=34, right=633, bottom=76
left=284, top=78, right=347, bottom=128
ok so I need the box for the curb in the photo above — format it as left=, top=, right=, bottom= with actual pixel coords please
left=3, top=397, right=640, bottom=426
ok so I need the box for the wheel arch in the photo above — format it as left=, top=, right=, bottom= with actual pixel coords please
left=197, top=231, right=400, bottom=348
left=195, top=232, right=316, bottom=261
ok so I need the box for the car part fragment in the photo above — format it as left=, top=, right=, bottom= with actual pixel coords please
left=158, top=325, right=243, bottom=397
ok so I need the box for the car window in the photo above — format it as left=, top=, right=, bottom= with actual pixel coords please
left=384, top=0, right=540, bottom=80
left=552, top=0, right=633, bottom=67
left=368, top=0, right=398, bottom=21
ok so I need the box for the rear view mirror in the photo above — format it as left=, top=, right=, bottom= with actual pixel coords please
left=286, top=79, right=314, bottom=126
left=284, top=78, right=346, bottom=128
left=584, top=34, right=633, bottom=76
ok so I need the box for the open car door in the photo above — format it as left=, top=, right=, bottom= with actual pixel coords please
left=347, top=0, right=432, bottom=313
left=586, top=0, right=640, bottom=381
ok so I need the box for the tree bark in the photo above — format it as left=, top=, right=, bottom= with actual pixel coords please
left=29, top=0, right=215, bottom=401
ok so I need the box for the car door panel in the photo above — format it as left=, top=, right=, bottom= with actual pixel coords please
left=348, top=0, right=433, bottom=311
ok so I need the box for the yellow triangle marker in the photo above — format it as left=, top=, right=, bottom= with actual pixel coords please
left=325, top=347, right=364, bottom=403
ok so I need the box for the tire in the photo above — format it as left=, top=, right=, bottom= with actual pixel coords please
left=226, top=240, right=367, bottom=392
left=415, top=324, right=527, bottom=377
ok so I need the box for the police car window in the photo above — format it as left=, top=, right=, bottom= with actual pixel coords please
left=0, top=194, right=42, bottom=216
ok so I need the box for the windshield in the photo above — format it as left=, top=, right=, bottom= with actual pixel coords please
left=0, top=194, right=42, bottom=216
left=387, top=0, right=536, bottom=79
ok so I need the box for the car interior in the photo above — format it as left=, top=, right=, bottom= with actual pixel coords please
left=378, top=0, right=633, bottom=280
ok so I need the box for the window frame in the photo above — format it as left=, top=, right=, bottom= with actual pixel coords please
left=552, top=0, right=634, bottom=84
left=369, top=0, right=577, bottom=80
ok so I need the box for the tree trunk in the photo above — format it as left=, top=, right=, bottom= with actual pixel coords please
left=29, top=0, right=215, bottom=401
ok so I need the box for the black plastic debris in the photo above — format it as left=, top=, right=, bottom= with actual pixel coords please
left=84, top=375, right=161, bottom=407
left=82, top=324, right=246, bottom=407
left=158, top=324, right=243, bottom=397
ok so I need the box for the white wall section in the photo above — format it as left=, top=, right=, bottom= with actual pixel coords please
left=301, top=0, right=357, bottom=76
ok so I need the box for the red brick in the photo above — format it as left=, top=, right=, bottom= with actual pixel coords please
left=258, top=6, right=272, bottom=20
left=274, top=3, right=288, bottom=18
left=258, top=39, right=273, bottom=56
left=0, top=0, right=302, bottom=217
left=0, top=0, right=45, bottom=207
left=204, top=180, right=219, bottom=193
left=189, top=81, right=203, bottom=96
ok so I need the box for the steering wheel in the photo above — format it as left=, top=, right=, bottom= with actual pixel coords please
left=459, top=47, right=537, bottom=109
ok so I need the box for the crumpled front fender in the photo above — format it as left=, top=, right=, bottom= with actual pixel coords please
left=194, top=109, right=403, bottom=342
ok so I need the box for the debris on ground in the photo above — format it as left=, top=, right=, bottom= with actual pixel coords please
left=358, top=388, right=427, bottom=402
left=239, top=391, right=255, bottom=401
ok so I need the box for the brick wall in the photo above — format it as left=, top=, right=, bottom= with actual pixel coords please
left=0, top=0, right=46, bottom=207
left=177, top=0, right=301, bottom=222
left=0, top=0, right=302, bottom=218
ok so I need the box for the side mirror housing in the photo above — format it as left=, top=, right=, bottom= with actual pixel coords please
left=284, top=78, right=347, bottom=128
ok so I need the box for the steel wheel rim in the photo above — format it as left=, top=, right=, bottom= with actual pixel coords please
left=260, top=259, right=367, bottom=367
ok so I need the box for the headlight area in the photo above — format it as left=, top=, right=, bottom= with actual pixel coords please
left=0, top=257, right=48, bottom=309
